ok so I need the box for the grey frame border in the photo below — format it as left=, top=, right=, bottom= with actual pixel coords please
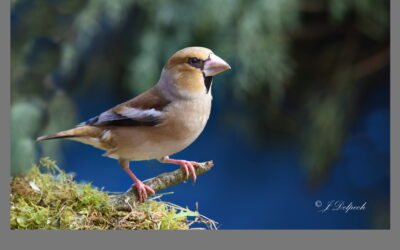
left=1, top=1, right=398, bottom=249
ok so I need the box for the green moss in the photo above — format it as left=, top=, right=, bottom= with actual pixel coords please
left=10, top=157, right=217, bottom=230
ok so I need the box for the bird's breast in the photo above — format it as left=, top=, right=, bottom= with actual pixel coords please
left=147, top=98, right=211, bottom=158
left=164, top=96, right=212, bottom=140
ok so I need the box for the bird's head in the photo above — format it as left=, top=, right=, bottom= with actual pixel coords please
left=160, top=47, right=231, bottom=95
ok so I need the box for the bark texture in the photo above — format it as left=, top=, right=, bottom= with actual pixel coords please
left=109, top=161, right=214, bottom=211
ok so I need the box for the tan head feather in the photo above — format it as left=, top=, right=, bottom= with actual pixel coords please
left=164, top=47, right=213, bottom=94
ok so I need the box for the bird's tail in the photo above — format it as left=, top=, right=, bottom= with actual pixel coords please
left=36, top=126, right=101, bottom=142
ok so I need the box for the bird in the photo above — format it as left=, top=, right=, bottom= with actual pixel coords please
left=36, top=47, right=231, bottom=202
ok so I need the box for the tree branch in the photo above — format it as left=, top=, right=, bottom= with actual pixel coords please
left=108, top=161, right=214, bottom=211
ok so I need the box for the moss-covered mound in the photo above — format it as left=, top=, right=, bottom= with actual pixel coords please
left=10, top=157, right=217, bottom=230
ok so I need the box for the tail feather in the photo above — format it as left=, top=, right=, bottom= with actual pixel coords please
left=36, top=126, right=102, bottom=142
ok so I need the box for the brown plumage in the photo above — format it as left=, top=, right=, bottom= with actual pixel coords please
left=37, top=47, right=230, bottom=202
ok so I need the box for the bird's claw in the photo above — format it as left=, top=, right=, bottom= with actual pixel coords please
left=177, top=160, right=200, bottom=184
left=161, top=158, right=201, bottom=184
left=132, top=181, right=155, bottom=202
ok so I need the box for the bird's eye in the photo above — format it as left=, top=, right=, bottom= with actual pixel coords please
left=187, top=57, right=204, bottom=69
left=189, top=57, right=200, bottom=64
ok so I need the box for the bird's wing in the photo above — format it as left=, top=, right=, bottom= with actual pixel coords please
left=79, top=87, right=171, bottom=127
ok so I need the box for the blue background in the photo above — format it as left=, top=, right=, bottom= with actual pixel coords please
left=11, top=0, right=390, bottom=230
left=61, top=78, right=390, bottom=229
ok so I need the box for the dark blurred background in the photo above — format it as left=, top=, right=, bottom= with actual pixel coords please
left=11, top=0, right=390, bottom=229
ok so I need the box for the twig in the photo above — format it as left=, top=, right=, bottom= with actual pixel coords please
left=108, top=161, right=214, bottom=211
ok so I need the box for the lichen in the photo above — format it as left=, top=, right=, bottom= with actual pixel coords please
left=10, top=157, right=217, bottom=230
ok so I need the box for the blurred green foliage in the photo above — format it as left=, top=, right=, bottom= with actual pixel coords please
left=11, top=0, right=389, bottom=184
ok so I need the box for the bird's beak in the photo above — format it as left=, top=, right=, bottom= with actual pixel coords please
left=203, top=53, right=231, bottom=77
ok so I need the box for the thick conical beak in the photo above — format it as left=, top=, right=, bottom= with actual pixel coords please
left=203, top=53, right=231, bottom=77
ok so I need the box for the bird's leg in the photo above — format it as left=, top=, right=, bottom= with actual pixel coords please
left=159, top=156, right=201, bottom=184
left=118, top=159, right=155, bottom=202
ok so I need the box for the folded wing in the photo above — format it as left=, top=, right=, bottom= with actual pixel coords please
left=79, top=87, right=170, bottom=127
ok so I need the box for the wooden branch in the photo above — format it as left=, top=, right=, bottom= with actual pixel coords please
left=108, top=161, right=214, bottom=211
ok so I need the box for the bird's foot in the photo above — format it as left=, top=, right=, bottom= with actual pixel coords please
left=163, top=158, right=201, bottom=183
left=131, top=181, right=155, bottom=202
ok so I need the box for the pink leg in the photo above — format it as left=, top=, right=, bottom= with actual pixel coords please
left=160, top=157, right=201, bottom=184
left=119, top=159, right=155, bottom=202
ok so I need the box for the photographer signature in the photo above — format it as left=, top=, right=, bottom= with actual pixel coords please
left=315, top=200, right=367, bottom=213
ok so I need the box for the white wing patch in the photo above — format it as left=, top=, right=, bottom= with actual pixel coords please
left=101, top=129, right=112, bottom=141
left=118, top=107, right=163, bottom=119
left=97, top=111, right=124, bottom=123
left=79, top=107, right=165, bottom=127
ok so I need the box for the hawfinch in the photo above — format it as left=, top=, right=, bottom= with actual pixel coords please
left=37, top=47, right=231, bottom=202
